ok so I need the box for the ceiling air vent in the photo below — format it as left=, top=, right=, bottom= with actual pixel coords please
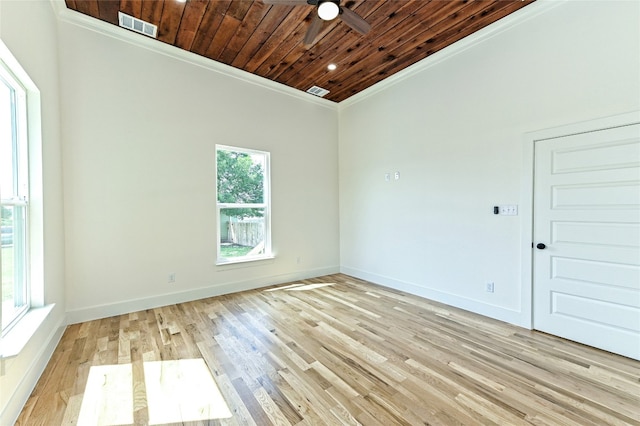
left=306, top=86, right=330, bottom=97
left=118, top=12, right=157, bottom=38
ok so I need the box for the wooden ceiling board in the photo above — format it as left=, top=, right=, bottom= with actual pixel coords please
left=98, top=0, right=121, bottom=25
left=157, top=0, right=187, bottom=44
left=174, top=0, right=209, bottom=50
left=242, top=5, right=311, bottom=73
left=230, top=5, right=293, bottom=69
left=121, top=0, right=143, bottom=17
left=140, top=0, right=165, bottom=26
left=63, top=0, right=535, bottom=103
left=74, top=0, right=100, bottom=18
left=190, top=1, right=231, bottom=56
left=219, top=1, right=271, bottom=64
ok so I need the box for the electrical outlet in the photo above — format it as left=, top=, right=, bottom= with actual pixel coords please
left=485, top=282, right=495, bottom=293
left=394, top=171, right=400, bottom=180
left=168, top=273, right=176, bottom=283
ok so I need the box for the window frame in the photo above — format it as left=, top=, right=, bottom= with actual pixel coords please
left=1, top=55, right=30, bottom=335
left=215, top=145, right=272, bottom=265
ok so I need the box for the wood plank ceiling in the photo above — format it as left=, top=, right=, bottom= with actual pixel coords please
left=64, top=0, right=535, bottom=103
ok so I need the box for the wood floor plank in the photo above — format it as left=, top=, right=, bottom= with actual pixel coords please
left=15, top=273, right=640, bottom=425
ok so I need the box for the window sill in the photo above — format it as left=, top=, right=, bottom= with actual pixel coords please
left=216, top=255, right=275, bottom=269
left=1, top=304, right=55, bottom=359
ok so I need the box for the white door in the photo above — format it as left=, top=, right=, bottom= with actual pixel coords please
left=533, top=123, right=640, bottom=360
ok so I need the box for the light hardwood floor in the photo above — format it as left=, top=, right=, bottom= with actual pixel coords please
left=16, top=274, right=640, bottom=425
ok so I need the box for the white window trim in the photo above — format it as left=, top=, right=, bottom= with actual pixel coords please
left=1, top=47, right=30, bottom=335
left=1, top=304, right=54, bottom=359
left=215, top=145, right=272, bottom=266
left=0, top=39, right=48, bottom=355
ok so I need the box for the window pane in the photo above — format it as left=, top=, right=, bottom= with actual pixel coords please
left=0, top=78, right=16, bottom=199
left=2, top=204, right=28, bottom=330
left=219, top=208, right=265, bottom=259
left=1, top=59, right=29, bottom=333
left=217, top=150, right=265, bottom=204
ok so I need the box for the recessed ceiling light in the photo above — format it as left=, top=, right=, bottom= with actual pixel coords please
left=327, top=63, right=337, bottom=71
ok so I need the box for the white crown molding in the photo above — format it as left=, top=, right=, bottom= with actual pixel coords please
left=48, top=0, right=338, bottom=111
left=338, top=0, right=564, bottom=111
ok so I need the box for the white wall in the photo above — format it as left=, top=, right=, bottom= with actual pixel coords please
left=57, top=17, right=340, bottom=322
left=0, top=1, right=67, bottom=423
left=338, top=1, right=640, bottom=326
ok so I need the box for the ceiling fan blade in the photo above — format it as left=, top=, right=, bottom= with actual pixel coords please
left=339, top=7, right=370, bottom=35
left=303, top=14, right=324, bottom=45
left=262, top=0, right=308, bottom=5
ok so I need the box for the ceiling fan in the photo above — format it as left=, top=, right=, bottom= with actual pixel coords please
left=262, top=0, right=371, bottom=45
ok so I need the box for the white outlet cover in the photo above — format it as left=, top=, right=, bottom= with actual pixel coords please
left=394, top=171, right=400, bottom=180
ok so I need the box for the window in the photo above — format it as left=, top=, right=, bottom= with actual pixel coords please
left=1, top=56, right=29, bottom=334
left=216, top=145, right=271, bottom=264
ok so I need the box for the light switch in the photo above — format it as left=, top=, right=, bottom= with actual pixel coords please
left=385, top=173, right=391, bottom=182
left=498, top=205, right=518, bottom=215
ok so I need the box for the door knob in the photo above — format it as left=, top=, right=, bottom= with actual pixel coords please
left=536, top=243, right=546, bottom=250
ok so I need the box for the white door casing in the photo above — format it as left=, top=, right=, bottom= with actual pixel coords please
left=532, top=122, right=640, bottom=360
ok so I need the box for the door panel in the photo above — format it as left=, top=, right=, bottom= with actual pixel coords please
left=533, top=124, right=640, bottom=360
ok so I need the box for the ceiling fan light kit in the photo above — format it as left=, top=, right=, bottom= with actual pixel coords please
left=318, top=1, right=339, bottom=21
left=263, top=0, right=371, bottom=47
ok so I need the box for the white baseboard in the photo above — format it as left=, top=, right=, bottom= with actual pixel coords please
left=1, top=314, right=66, bottom=426
left=66, top=266, right=340, bottom=324
left=340, top=266, right=529, bottom=328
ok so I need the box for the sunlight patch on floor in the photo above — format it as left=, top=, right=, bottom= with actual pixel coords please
left=264, top=283, right=304, bottom=291
left=77, top=364, right=133, bottom=426
left=144, top=359, right=232, bottom=424
left=287, top=283, right=334, bottom=291
left=264, top=283, right=335, bottom=292
left=75, top=359, right=231, bottom=425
